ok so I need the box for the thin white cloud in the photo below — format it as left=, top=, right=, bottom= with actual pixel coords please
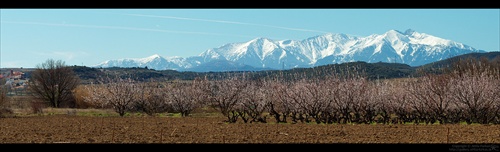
left=31, top=51, right=89, bottom=61
left=0, top=21, right=255, bottom=38
left=123, top=13, right=330, bottom=34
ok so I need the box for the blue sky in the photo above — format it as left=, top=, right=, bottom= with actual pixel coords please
left=1, top=9, right=499, bottom=68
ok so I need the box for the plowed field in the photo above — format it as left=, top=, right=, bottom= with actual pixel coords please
left=1, top=115, right=499, bottom=144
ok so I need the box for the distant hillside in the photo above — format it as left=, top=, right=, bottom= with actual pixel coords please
left=70, top=66, right=207, bottom=83
left=248, top=61, right=416, bottom=81
left=416, top=51, right=500, bottom=74
left=68, top=66, right=105, bottom=84
left=71, top=62, right=416, bottom=83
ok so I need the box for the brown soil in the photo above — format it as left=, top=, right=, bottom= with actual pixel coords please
left=0, top=115, right=499, bottom=144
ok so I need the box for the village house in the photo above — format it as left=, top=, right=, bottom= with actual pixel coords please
left=1, top=69, right=30, bottom=95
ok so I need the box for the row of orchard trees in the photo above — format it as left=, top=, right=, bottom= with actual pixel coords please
left=83, top=78, right=208, bottom=117
left=83, top=57, right=500, bottom=124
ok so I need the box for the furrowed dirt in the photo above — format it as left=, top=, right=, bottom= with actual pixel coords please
left=1, top=115, right=499, bottom=144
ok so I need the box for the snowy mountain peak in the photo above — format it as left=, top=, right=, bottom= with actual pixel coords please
left=323, top=33, right=354, bottom=41
left=408, top=31, right=454, bottom=46
left=383, top=30, right=409, bottom=42
left=139, top=54, right=163, bottom=63
left=165, top=56, right=183, bottom=60
left=149, top=54, right=161, bottom=58
left=95, top=29, right=484, bottom=71
left=385, top=29, right=416, bottom=36
left=251, top=37, right=271, bottom=42
left=404, top=29, right=416, bottom=35
left=386, top=29, right=404, bottom=35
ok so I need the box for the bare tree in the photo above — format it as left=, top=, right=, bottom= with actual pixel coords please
left=449, top=68, right=499, bottom=124
left=133, top=81, right=169, bottom=116
left=83, top=84, right=107, bottom=109
left=166, top=79, right=206, bottom=117
left=442, top=57, right=500, bottom=124
left=409, top=74, right=453, bottom=124
left=207, top=75, right=248, bottom=123
left=368, top=80, right=389, bottom=124
left=145, top=82, right=171, bottom=116
left=344, top=77, right=369, bottom=124
left=238, top=79, right=269, bottom=123
left=131, top=81, right=150, bottom=113
left=29, top=59, right=80, bottom=108
left=330, top=76, right=368, bottom=124
left=284, top=81, right=305, bottom=124
left=288, top=78, right=326, bottom=124
left=266, top=78, right=292, bottom=123
left=319, top=75, right=342, bottom=124
left=84, top=77, right=138, bottom=116
left=384, top=79, right=412, bottom=124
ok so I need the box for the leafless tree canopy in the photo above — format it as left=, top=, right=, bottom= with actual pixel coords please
left=166, top=79, right=206, bottom=117
left=29, top=59, right=80, bottom=108
left=80, top=57, right=499, bottom=124
left=84, top=77, right=141, bottom=116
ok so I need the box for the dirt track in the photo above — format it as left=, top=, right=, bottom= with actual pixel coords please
left=1, top=115, right=499, bottom=144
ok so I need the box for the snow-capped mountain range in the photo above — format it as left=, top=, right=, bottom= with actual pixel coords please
left=94, top=29, right=484, bottom=72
